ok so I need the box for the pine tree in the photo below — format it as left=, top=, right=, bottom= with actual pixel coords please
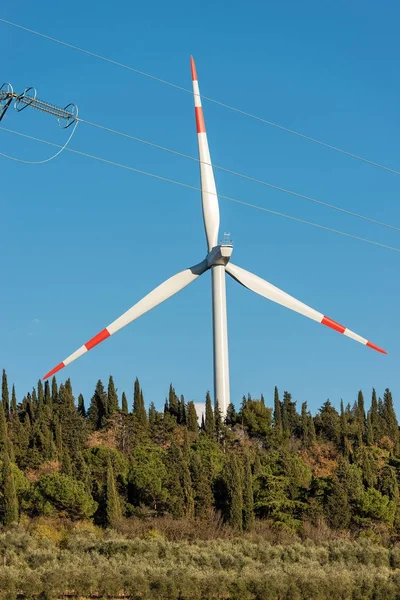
left=77, top=394, right=86, bottom=418
left=2, top=370, right=10, bottom=418
left=2, top=451, right=18, bottom=525
left=121, top=392, right=128, bottom=415
left=107, top=376, right=119, bottom=416
left=187, top=401, right=198, bottom=433
left=105, top=456, right=122, bottom=526
left=243, top=455, right=254, bottom=531
left=273, top=386, right=282, bottom=431
left=205, top=392, right=215, bottom=436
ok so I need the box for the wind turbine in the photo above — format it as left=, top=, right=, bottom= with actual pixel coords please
left=43, top=57, right=386, bottom=414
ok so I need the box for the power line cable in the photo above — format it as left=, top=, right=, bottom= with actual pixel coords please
left=1, top=17, right=399, bottom=176
left=2, top=125, right=399, bottom=254
left=0, top=119, right=78, bottom=163
left=79, top=116, right=400, bottom=233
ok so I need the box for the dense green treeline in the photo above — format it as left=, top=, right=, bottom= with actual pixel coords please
left=2, top=369, right=400, bottom=597
left=1, top=369, right=400, bottom=535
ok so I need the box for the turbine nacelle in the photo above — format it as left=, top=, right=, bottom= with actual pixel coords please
left=206, top=244, right=233, bottom=268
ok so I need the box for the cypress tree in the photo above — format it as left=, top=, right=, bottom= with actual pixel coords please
left=366, top=412, right=374, bottom=446
left=168, top=384, right=179, bottom=419
left=148, top=402, right=156, bottom=427
left=2, top=451, right=18, bottom=525
left=77, top=394, right=86, bottom=418
left=243, top=455, right=254, bottom=531
left=326, top=478, right=350, bottom=529
left=121, top=392, right=128, bottom=415
left=383, top=388, right=398, bottom=450
left=214, top=398, right=222, bottom=440
left=0, top=400, right=7, bottom=453
left=178, top=395, right=187, bottom=425
left=187, top=401, right=198, bottom=432
left=61, top=448, right=73, bottom=477
left=107, top=376, right=119, bottom=416
left=340, top=399, right=350, bottom=457
left=260, top=393, right=265, bottom=406
left=201, top=413, right=205, bottom=431
left=225, top=403, right=237, bottom=427
left=190, top=453, right=214, bottom=517
left=2, top=370, right=9, bottom=418
left=308, top=413, right=316, bottom=445
left=204, top=392, right=215, bottom=436
left=44, top=380, right=51, bottom=406
left=105, top=456, right=122, bottom=526
left=301, top=402, right=308, bottom=446
left=370, top=388, right=381, bottom=442
left=37, top=379, right=44, bottom=412
left=357, top=390, right=365, bottom=443
left=88, top=380, right=108, bottom=430
left=224, top=454, right=243, bottom=530
left=273, top=386, right=282, bottom=431
left=51, top=377, right=58, bottom=404
left=133, top=379, right=147, bottom=426
left=11, top=385, right=17, bottom=413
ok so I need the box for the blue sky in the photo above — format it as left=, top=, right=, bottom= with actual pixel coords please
left=1, top=0, right=399, bottom=415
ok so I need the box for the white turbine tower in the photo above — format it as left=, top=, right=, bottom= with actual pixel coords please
left=43, top=57, right=386, bottom=414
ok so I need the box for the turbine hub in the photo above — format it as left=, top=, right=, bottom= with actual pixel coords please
left=206, top=243, right=233, bottom=267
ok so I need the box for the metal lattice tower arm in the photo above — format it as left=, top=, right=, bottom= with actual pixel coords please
left=0, top=83, right=78, bottom=127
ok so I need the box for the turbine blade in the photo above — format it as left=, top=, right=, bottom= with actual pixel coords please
left=191, top=56, right=220, bottom=252
left=43, top=260, right=208, bottom=379
left=226, top=262, right=386, bottom=354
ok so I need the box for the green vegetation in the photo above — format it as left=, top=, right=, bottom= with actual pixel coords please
left=1, top=367, right=400, bottom=597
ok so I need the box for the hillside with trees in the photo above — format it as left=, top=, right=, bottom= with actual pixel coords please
left=1, top=368, right=400, bottom=598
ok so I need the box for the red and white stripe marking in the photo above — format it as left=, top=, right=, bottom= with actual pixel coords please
left=225, top=262, right=387, bottom=355
left=320, top=315, right=386, bottom=353
left=190, top=56, right=220, bottom=252
left=43, top=262, right=209, bottom=380
left=43, top=328, right=111, bottom=379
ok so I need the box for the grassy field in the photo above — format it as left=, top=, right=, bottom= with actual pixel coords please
left=2, top=519, right=400, bottom=599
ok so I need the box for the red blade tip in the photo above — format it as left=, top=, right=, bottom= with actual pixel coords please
left=43, top=362, right=65, bottom=380
left=190, top=56, right=197, bottom=81
left=366, top=341, right=387, bottom=355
